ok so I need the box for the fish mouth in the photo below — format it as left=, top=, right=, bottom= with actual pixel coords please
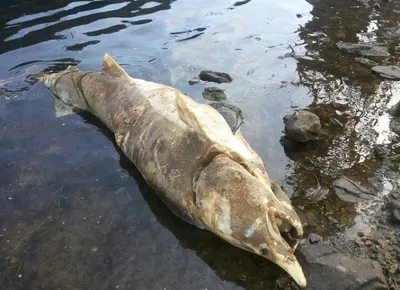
left=265, top=206, right=306, bottom=287
left=266, top=206, right=303, bottom=253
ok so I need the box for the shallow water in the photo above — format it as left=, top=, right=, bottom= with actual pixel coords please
left=1, top=0, right=400, bottom=289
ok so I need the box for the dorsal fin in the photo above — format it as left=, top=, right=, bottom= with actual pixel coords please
left=66, top=65, right=80, bottom=72
left=175, top=93, right=261, bottom=165
left=102, top=53, right=130, bottom=79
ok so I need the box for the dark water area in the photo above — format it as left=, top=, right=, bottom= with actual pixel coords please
left=0, top=0, right=399, bottom=289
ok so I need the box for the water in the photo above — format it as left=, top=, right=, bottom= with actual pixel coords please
left=1, top=0, right=399, bottom=289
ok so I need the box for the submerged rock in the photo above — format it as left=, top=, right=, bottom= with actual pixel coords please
left=355, top=57, right=379, bottom=67
left=373, top=144, right=390, bottom=159
left=333, top=176, right=374, bottom=203
left=283, top=110, right=321, bottom=142
left=199, top=70, right=233, bottom=84
left=390, top=118, right=400, bottom=135
left=388, top=101, right=400, bottom=117
left=202, top=87, right=227, bottom=101
left=188, top=77, right=203, bottom=85
left=298, top=243, right=388, bottom=290
left=336, top=42, right=390, bottom=57
left=390, top=199, right=400, bottom=223
left=209, top=102, right=243, bottom=134
left=372, top=65, right=400, bottom=80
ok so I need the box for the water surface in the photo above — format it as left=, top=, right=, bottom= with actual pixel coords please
left=1, top=0, right=400, bottom=289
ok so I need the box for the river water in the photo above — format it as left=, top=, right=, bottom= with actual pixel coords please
left=1, top=0, right=399, bottom=289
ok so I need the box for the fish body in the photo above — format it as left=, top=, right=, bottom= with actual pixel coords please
left=42, top=54, right=306, bottom=287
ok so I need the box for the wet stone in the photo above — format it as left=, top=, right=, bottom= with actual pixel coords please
left=390, top=199, right=400, bottom=223
left=355, top=240, right=365, bottom=247
left=298, top=243, right=388, bottom=290
left=372, top=65, right=400, bottom=80
left=373, top=144, right=390, bottom=159
left=209, top=102, right=243, bottom=134
left=336, top=42, right=390, bottom=57
left=333, top=176, right=374, bottom=203
left=283, top=110, right=321, bottom=142
left=388, top=101, right=400, bottom=117
left=355, top=57, right=379, bottom=67
left=199, top=70, right=233, bottom=84
left=202, top=87, right=227, bottom=101
left=188, top=77, right=203, bottom=85
left=390, top=118, right=400, bottom=135
left=308, top=233, right=322, bottom=244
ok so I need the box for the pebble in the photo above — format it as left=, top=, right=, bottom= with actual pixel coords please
left=365, top=240, right=373, bottom=247
left=188, top=77, right=202, bottom=85
left=309, top=233, right=323, bottom=244
left=355, top=240, right=365, bottom=247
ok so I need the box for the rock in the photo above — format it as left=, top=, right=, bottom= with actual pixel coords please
left=390, top=199, right=400, bottom=223
left=297, top=243, right=388, bottom=290
left=308, top=233, right=322, bottom=244
left=199, top=70, right=233, bottom=84
left=202, top=87, right=227, bottom=101
left=390, top=118, right=400, bottom=135
left=365, top=240, right=373, bottom=247
left=283, top=110, right=321, bottom=142
left=388, top=101, right=400, bottom=117
left=373, top=144, right=390, bottom=159
left=372, top=65, right=400, bottom=80
left=209, top=102, right=243, bottom=134
left=336, top=42, right=390, bottom=57
left=188, top=77, right=202, bottom=85
left=355, top=240, right=365, bottom=247
left=355, top=57, right=379, bottom=67
left=329, top=117, right=343, bottom=127
left=333, top=176, right=374, bottom=203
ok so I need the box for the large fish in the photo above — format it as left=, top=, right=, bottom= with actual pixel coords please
left=41, top=54, right=307, bottom=287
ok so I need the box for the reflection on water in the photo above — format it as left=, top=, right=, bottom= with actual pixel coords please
left=1, top=0, right=400, bottom=289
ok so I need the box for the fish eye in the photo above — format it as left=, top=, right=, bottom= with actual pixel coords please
left=261, top=248, right=269, bottom=255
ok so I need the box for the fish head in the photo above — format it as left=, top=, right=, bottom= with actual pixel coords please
left=194, top=154, right=306, bottom=287
left=43, top=66, right=89, bottom=111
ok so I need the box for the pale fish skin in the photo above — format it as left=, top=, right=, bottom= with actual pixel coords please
left=42, top=54, right=307, bottom=287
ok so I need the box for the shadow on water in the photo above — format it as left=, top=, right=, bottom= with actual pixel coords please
left=1, top=0, right=400, bottom=289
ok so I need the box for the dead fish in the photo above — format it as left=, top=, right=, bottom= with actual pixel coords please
left=41, top=54, right=307, bottom=287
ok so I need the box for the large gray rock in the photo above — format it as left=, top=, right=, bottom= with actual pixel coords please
left=372, top=65, right=400, bottom=80
left=336, top=42, right=390, bottom=57
left=298, top=243, right=388, bottom=290
left=283, top=110, right=321, bottom=142
left=333, top=176, right=374, bottom=203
